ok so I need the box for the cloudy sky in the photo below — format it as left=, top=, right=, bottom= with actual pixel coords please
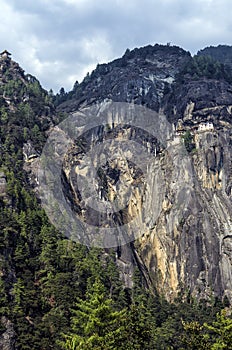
left=0, top=0, right=231, bottom=92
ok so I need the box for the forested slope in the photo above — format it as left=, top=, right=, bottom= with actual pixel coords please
left=0, top=46, right=231, bottom=349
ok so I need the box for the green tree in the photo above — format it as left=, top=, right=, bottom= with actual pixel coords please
left=182, top=130, right=195, bottom=153
left=121, top=301, right=155, bottom=349
left=59, top=278, right=126, bottom=349
left=180, top=320, right=211, bottom=350
left=204, top=310, right=232, bottom=349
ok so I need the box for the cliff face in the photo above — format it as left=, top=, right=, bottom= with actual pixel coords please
left=0, top=318, right=16, bottom=350
left=137, top=119, right=232, bottom=301
left=1, top=44, right=231, bottom=309
left=58, top=44, right=191, bottom=113
left=57, top=44, right=232, bottom=302
left=0, top=44, right=231, bottom=349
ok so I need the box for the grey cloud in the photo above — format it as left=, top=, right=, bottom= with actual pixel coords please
left=0, top=0, right=231, bottom=92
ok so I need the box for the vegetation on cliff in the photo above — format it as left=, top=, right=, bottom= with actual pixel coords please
left=0, top=44, right=231, bottom=349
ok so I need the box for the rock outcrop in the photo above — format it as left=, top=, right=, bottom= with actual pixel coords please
left=57, top=44, right=191, bottom=113
left=57, top=44, right=232, bottom=302
left=0, top=317, right=16, bottom=350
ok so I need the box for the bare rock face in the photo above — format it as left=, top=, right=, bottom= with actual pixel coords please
left=0, top=172, right=11, bottom=206
left=137, top=126, right=232, bottom=301
left=0, top=172, right=7, bottom=197
left=0, top=317, right=16, bottom=350
left=53, top=44, right=232, bottom=302
left=23, top=141, right=39, bottom=162
left=57, top=44, right=191, bottom=113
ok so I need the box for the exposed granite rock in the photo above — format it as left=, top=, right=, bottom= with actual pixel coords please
left=57, top=44, right=191, bottom=113
left=163, top=78, right=232, bottom=125
left=0, top=172, right=11, bottom=206
left=137, top=126, right=232, bottom=301
left=42, top=44, right=232, bottom=302
left=0, top=317, right=16, bottom=350
left=0, top=172, right=7, bottom=197
left=57, top=101, right=231, bottom=302
left=23, top=141, right=39, bottom=162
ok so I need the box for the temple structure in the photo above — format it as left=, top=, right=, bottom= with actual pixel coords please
left=0, top=50, right=12, bottom=59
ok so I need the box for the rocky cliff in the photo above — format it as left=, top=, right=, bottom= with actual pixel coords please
left=0, top=43, right=232, bottom=349
left=57, top=44, right=232, bottom=302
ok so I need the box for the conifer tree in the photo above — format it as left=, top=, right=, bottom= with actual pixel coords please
left=204, top=310, right=232, bottom=350
left=180, top=320, right=211, bottom=350
left=59, top=278, right=126, bottom=350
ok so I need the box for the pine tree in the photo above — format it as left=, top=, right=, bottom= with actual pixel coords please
left=180, top=320, right=211, bottom=350
left=119, top=267, right=156, bottom=349
left=204, top=310, right=232, bottom=350
left=121, top=302, right=155, bottom=350
left=59, top=278, right=126, bottom=350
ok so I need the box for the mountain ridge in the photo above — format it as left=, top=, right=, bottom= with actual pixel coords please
left=53, top=43, right=232, bottom=303
left=0, top=43, right=232, bottom=350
